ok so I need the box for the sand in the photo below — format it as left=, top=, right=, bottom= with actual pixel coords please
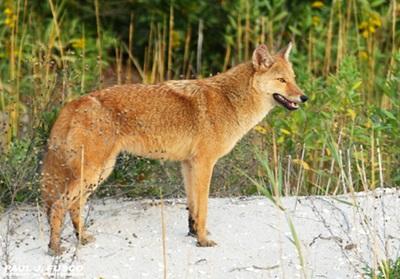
left=1, top=189, right=399, bottom=278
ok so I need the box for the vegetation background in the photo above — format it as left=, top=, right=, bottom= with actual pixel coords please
left=0, top=0, right=398, bottom=209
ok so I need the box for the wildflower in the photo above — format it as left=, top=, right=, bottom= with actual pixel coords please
left=368, top=26, right=375, bottom=33
left=358, top=21, right=368, bottom=30
left=311, top=1, right=324, bottom=9
left=326, top=148, right=331, bottom=156
left=347, top=109, right=356, bottom=121
left=312, top=16, right=321, bottom=26
left=292, top=159, right=311, bottom=170
left=71, top=38, right=85, bottom=49
left=3, top=6, right=15, bottom=28
left=4, top=8, right=12, bottom=15
left=4, top=17, right=13, bottom=28
left=370, top=14, right=382, bottom=27
left=358, top=13, right=382, bottom=39
left=254, top=125, right=267, bottom=135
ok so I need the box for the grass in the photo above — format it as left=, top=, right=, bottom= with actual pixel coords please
left=251, top=124, right=399, bottom=277
left=364, top=258, right=400, bottom=279
left=0, top=1, right=398, bottom=207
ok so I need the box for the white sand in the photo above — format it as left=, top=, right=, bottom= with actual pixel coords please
left=1, top=189, right=399, bottom=278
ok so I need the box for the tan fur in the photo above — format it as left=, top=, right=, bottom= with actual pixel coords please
left=41, top=44, right=306, bottom=255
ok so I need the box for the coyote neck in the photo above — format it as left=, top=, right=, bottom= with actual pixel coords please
left=210, top=62, right=274, bottom=132
left=210, top=62, right=254, bottom=99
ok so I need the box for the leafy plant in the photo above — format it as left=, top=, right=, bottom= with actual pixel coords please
left=364, top=258, right=400, bottom=279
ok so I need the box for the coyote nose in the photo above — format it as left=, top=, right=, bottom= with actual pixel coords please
left=300, top=95, right=308, bottom=102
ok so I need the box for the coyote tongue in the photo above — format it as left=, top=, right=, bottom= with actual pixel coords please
left=273, top=93, right=299, bottom=110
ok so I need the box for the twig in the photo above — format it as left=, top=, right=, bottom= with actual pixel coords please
left=160, top=188, right=167, bottom=279
left=196, top=19, right=204, bottom=77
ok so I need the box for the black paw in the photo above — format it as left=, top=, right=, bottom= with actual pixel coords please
left=188, top=215, right=197, bottom=236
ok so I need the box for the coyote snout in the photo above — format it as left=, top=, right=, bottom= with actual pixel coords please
left=42, top=42, right=306, bottom=255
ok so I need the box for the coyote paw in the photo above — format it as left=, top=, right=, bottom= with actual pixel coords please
left=79, top=233, right=96, bottom=245
left=196, top=238, right=217, bottom=247
left=47, top=245, right=66, bottom=256
left=187, top=230, right=211, bottom=238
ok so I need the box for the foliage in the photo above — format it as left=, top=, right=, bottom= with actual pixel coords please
left=364, top=257, right=400, bottom=279
left=0, top=0, right=398, bottom=207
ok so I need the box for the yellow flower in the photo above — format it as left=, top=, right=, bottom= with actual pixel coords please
left=368, top=26, right=376, bottom=34
left=326, top=148, right=331, bottom=156
left=347, top=109, right=356, bottom=121
left=4, top=8, right=12, bottom=15
left=358, top=50, right=368, bottom=60
left=358, top=21, right=368, bottom=30
left=71, top=38, right=85, bottom=49
left=370, top=14, right=382, bottom=27
left=254, top=125, right=267, bottom=135
left=311, top=1, right=324, bottom=8
left=292, top=159, right=311, bottom=170
left=358, top=14, right=381, bottom=39
left=4, top=17, right=13, bottom=27
left=312, top=16, right=321, bottom=26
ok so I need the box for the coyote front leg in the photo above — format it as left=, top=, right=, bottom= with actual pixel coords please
left=182, top=158, right=216, bottom=247
left=181, top=161, right=197, bottom=236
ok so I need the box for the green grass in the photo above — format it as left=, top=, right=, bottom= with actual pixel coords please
left=364, top=258, right=400, bottom=279
left=0, top=0, right=398, bottom=208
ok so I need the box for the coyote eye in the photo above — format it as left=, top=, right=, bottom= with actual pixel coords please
left=277, top=78, right=286, bottom=83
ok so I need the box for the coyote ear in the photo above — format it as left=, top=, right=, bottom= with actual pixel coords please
left=252, top=44, right=274, bottom=71
left=278, top=42, right=293, bottom=61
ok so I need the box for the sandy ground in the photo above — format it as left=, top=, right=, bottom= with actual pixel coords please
left=0, top=189, right=399, bottom=279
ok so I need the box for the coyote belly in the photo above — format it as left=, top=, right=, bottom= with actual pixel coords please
left=41, top=43, right=307, bottom=255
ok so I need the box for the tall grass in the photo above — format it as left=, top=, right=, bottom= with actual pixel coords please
left=252, top=124, right=399, bottom=278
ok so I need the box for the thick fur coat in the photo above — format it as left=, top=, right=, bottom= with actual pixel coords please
left=41, top=43, right=307, bottom=255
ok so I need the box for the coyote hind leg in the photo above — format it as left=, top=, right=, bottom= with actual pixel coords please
left=69, top=198, right=96, bottom=245
left=70, top=155, right=117, bottom=246
left=47, top=198, right=69, bottom=256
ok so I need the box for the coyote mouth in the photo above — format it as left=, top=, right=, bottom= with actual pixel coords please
left=273, top=93, right=299, bottom=111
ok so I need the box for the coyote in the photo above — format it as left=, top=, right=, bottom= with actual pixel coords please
left=41, top=43, right=307, bottom=255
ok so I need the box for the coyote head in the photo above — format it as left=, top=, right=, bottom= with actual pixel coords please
left=251, top=43, right=307, bottom=110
